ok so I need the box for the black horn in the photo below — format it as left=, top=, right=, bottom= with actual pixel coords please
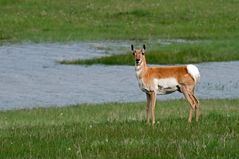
left=131, top=44, right=134, bottom=51
left=143, top=44, right=146, bottom=50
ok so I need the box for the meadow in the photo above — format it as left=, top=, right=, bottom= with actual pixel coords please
left=0, top=99, right=238, bottom=158
left=0, top=0, right=238, bottom=42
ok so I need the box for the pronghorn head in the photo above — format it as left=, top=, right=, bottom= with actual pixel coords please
left=131, top=44, right=146, bottom=65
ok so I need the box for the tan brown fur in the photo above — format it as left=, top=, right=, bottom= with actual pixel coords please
left=132, top=45, right=200, bottom=127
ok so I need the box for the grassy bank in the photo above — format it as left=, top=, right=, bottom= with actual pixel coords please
left=60, top=39, right=239, bottom=65
left=0, top=99, right=238, bottom=158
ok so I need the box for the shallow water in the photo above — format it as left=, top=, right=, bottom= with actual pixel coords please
left=0, top=42, right=239, bottom=110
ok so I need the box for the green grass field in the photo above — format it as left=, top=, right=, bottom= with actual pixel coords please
left=1, top=0, right=239, bottom=64
left=0, top=0, right=238, bottom=42
left=0, top=99, right=238, bottom=158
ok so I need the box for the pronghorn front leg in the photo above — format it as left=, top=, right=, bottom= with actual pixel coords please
left=149, top=91, right=157, bottom=127
left=146, top=93, right=151, bottom=125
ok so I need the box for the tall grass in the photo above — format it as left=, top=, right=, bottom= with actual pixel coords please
left=0, top=99, right=238, bottom=158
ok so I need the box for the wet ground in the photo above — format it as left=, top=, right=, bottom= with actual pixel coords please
left=0, top=41, right=239, bottom=110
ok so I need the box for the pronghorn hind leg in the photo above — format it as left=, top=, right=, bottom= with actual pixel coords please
left=192, top=94, right=200, bottom=122
left=181, top=86, right=196, bottom=122
left=191, top=86, right=200, bottom=122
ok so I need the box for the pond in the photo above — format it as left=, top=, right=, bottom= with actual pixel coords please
left=0, top=41, right=239, bottom=110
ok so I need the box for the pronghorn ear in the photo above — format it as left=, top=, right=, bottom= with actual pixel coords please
left=142, top=44, right=146, bottom=55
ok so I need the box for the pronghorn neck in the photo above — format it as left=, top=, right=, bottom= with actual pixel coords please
left=135, top=58, right=147, bottom=79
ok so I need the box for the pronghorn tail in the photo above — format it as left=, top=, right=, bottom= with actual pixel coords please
left=187, top=64, right=200, bottom=83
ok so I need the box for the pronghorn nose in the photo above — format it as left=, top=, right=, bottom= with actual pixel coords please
left=136, top=59, right=140, bottom=63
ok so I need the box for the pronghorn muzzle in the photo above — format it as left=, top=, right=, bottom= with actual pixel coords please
left=135, top=58, right=140, bottom=65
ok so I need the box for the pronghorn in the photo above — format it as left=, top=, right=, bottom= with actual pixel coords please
left=132, top=44, right=200, bottom=126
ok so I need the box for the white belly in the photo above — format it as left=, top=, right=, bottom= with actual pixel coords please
left=154, top=78, right=179, bottom=95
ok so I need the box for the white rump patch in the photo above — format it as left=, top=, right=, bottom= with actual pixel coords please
left=187, top=64, right=200, bottom=83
